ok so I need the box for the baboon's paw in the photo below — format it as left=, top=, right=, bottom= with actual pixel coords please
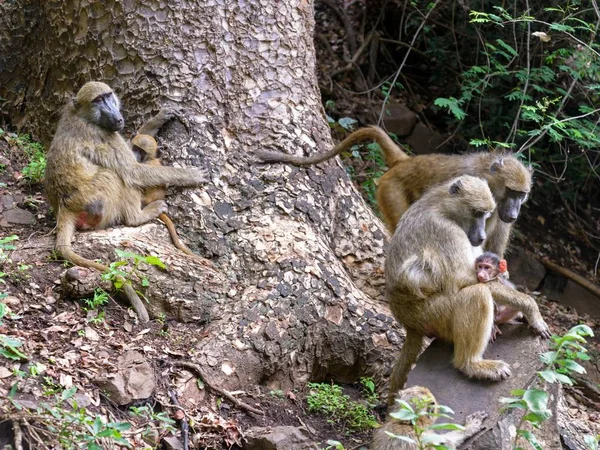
left=463, top=359, right=511, bottom=380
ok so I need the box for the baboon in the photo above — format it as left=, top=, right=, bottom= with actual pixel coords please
left=370, top=386, right=487, bottom=450
left=386, top=175, right=550, bottom=403
left=255, top=126, right=532, bottom=257
left=475, top=252, right=523, bottom=342
left=45, top=82, right=208, bottom=322
left=130, top=129, right=200, bottom=259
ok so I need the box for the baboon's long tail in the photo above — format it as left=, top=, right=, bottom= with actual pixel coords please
left=254, top=125, right=409, bottom=168
left=159, top=212, right=201, bottom=259
left=56, top=215, right=150, bottom=323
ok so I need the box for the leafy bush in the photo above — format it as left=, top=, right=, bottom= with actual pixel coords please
left=307, top=381, right=379, bottom=432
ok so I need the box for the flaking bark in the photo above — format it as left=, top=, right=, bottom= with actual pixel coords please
left=0, top=0, right=398, bottom=391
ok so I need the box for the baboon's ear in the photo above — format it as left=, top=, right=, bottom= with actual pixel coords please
left=449, top=179, right=463, bottom=195
left=490, top=158, right=505, bottom=173
left=527, top=164, right=534, bottom=174
left=72, top=96, right=79, bottom=109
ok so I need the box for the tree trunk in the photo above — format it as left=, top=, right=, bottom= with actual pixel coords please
left=0, top=0, right=397, bottom=392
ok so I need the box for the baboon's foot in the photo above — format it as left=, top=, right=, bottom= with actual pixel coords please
left=461, top=359, right=511, bottom=380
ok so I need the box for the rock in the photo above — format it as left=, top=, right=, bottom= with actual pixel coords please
left=505, top=246, right=546, bottom=291
left=406, top=122, right=446, bottom=155
left=163, top=436, right=184, bottom=450
left=380, top=103, right=418, bottom=137
left=542, top=273, right=600, bottom=319
left=61, top=266, right=112, bottom=299
left=245, top=426, right=313, bottom=450
left=2, top=207, right=35, bottom=225
left=3, top=296, right=21, bottom=306
left=95, top=350, right=155, bottom=405
left=1, top=195, right=15, bottom=209
left=406, top=324, right=560, bottom=449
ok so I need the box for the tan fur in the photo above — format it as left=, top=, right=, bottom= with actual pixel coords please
left=45, top=82, right=207, bottom=322
left=131, top=132, right=201, bottom=259
left=386, top=176, right=550, bottom=401
left=256, top=126, right=532, bottom=258
left=371, top=386, right=487, bottom=450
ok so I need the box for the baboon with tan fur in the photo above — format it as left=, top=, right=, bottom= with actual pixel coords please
left=255, top=126, right=532, bottom=257
left=45, top=81, right=208, bottom=321
left=130, top=124, right=200, bottom=259
left=371, top=386, right=487, bottom=450
left=385, top=175, right=550, bottom=402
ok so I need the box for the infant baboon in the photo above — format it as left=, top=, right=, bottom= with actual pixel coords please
left=371, top=386, right=487, bottom=450
left=475, top=252, right=523, bottom=342
left=130, top=130, right=200, bottom=259
left=256, top=126, right=532, bottom=257
left=386, top=175, right=550, bottom=402
left=45, top=82, right=208, bottom=321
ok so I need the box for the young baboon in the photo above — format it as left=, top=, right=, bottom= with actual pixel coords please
left=386, top=175, right=550, bottom=402
left=255, top=126, right=532, bottom=257
left=45, top=82, right=208, bottom=322
left=130, top=131, right=200, bottom=259
left=370, top=386, right=487, bottom=450
left=475, top=251, right=523, bottom=342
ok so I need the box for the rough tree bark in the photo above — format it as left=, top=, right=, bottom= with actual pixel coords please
left=0, top=0, right=398, bottom=392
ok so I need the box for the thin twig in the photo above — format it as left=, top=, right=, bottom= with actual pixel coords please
left=13, top=420, right=24, bottom=450
left=377, top=0, right=442, bottom=126
left=167, top=390, right=189, bottom=450
left=172, top=361, right=264, bottom=416
left=321, top=0, right=357, bottom=56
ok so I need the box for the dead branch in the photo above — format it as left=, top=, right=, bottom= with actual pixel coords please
left=171, top=361, right=264, bottom=416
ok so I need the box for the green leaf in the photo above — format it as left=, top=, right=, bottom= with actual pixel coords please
left=61, top=386, right=77, bottom=401
left=433, top=97, right=467, bottom=120
left=144, top=255, right=166, bottom=269
left=436, top=405, right=455, bottom=415
left=93, top=416, right=103, bottom=434
left=338, top=117, right=358, bottom=131
left=561, top=359, right=586, bottom=374
left=428, top=422, right=466, bottom=431
left=538, top=370, right=557, bottom=383
left=390, top=409, right=418, bottom=421
left=384, top=432, right=415, bottom=444
left=523, top=389, right=551, bottom=417
left=554, top=373, right=574, bottom=385
left=583, top=434, right=598, bottom=450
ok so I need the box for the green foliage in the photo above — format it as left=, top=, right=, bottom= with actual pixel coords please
left=15, top=134, right=46, bottom=184
left=269, top=389, right=285, bottom=399
left=130, top=405, right=177, bottom=441
left=0, top=334, right=27, bottom=361
left=10, top=385, right=132, bottom=449
left=82, top=288, right=109, bottom=324
left=500, top=324, right=594, bottom=449
left=0, top=268, right=26, bottom=361
left=388, top=395, right=464, bottom=450
left=428, top=3, right=600, bottom=203
left=0, top=234, right=18, bottom=264
left=101, top=249, right=166, bottom=290
left=321, top=440, right=347, bottom=450
left=307, top=382, right=379, bottom=432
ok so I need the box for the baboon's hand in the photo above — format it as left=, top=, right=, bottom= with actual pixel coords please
left=489, top=324, right=502, bottom=343
left=154, top=200, right=169, bottom=215
left=157, top=108, right=181, bottom=121
left=530, top=319, right=551, bottom=339
left=194, top=167, right=210, bottom=184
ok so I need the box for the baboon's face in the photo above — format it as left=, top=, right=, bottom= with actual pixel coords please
left=467, top=209, right=491, bottom=247
left=475, top=255, right=499, bottom=282
left=498, top=188, right=528, bottom=223
left=88, top=91, right=124, bottom=132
